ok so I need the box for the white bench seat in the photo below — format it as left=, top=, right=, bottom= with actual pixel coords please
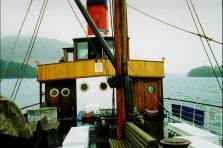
left=167, top=123, right=219, bottom=143
left=176, top=136, right=221, bottom=148
left=62, top=125, right=89, bottom=148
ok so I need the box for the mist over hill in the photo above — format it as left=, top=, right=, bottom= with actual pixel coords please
left=1, top=36, right=72, bottom=65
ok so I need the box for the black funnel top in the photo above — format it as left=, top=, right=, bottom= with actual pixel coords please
left=87, top=0, right=107, bottom=8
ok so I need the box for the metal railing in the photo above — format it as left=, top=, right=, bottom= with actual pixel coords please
left=163, top=98, right=222, bottom=143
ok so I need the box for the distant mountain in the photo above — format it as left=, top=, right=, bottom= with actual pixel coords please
left=1, top=36, right=72, bottom=65
left=0, top=59, right=37, bottom=78
left=187, top=65, right=222, bottom=77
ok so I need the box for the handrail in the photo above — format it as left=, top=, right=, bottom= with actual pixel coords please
left=163, top=97, right=222, bottom=138
left=19, top=102, right=41, bottom=110
left=164, top=97, right=222, bottom=108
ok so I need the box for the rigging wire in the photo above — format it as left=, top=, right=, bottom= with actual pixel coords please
left=11, top=0, right=49, bottom=101
left=67, top=0, right=99, bottom=58
left=127, top=3, right=222, bottom=46
left=127, top=2, right=222, bottom=91
left=109, top=0, right=114, bottom=37
left=67, top=0, right=100, bottom=56
left=11, top=0, right=48, bottom=101
left=185, top=0, right=222, bottom=92
left=188, top=0, right=222, bottom=74
left=106, top=0, right=114, bottom=80
left=67, top=0, right=87, bottom=35
left=1, top=0, right=34, bottom=79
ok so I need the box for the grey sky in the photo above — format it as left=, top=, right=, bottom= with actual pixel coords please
left=1, top=0, right=222, bottom=74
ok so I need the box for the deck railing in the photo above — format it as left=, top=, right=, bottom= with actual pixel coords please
left=163, top=98, right=222, bottom=143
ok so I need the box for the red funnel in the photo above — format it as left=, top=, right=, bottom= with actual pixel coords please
left=87, top=0, right=108, bottom=35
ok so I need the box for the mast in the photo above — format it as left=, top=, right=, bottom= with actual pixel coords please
left=114, top=0, right=128, bottom=140
left=74, top=0, right=129, bottom=139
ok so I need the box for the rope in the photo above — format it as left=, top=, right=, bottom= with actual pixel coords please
left=11, top=0, right=49, bottom=101
left=109, top=0, right=114, bottom=37
left=67, top=0, right=88, bottom=35
left=188, top=0, right=222, bottom=74
left=67, top=0, right=99, bottom=55
left=12, top=0, right=48, bottom=101
left=127, top=3, right=222, bottom=46
left=1, top=0, right=34, bottom=78
left=106, top=0, right=115, bottom=80
left=185, top=0, right=222, bottom=92
left=164, top=98, right=223, bottom=109
left=20, top=102, right=40, bottom=110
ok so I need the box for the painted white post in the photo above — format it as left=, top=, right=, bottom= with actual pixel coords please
left=168, top=102, right=171, bottom=123
left=180, top=102, right=183, bottom=122
left=192, top=104, right=196, bottom=126
left=220, top=108, right=222, bottom=142
left=207, top=106, right=210, bottom=131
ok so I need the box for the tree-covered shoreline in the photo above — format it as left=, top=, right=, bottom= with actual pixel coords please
left=0, top=60, right=37, bottom=78
left=187, top=65, right=222, bottom=77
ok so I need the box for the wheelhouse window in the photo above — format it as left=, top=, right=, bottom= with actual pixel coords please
left=77, top=42, right=88, bottom=60
left=67, top=52, right=73, bottom=61
left=106, top=40, right=115, bottom=56
left=75, top=37, right=115, bottom=60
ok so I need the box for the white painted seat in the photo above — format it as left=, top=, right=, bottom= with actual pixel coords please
left=62, top=125, right=89, bottom=148
left=176, top=136, right=221, bottom=148
left=167, top=123, right=219, bottom=143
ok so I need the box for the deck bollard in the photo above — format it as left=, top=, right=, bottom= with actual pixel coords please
left=160, top=138, right=191, bottom=148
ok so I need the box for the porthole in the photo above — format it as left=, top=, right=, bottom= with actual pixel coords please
left=50, top=88, right=59, bottom=97
left=61, top=88, right=70, bottom=97
left=80, top=83, right=89, bottom=92
left=100, top=82, right=108, bottom=91
left=147, top=84, right=156, bottom=94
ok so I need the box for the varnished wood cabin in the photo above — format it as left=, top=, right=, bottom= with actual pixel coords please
left=37, top=0, right=165, bottom=127
left=37, top=36, right=164, bottom=118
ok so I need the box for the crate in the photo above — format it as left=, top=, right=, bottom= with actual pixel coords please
left=27, top=107, right=57, bottom=124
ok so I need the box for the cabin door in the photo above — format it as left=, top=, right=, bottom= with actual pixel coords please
left=46, top=80, right=76, bottom=118
left=144, top=81, right=160, bottom=111
left=132, top=78, right=161, bottom=113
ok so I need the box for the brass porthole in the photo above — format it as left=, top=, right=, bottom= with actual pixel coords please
left=100, top=82, right=108, bottom=91
left=61, top=88, right=70, bottom=97
left=50, top=88, right=59, bottom=97
left=80, top=83, right=89, bottom=92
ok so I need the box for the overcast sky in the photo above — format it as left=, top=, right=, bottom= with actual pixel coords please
left=1, top=0, right=222, bottom=74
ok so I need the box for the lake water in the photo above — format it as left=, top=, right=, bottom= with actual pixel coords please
left=1, top=76, right=222, bottom=108
left=163, top=75, right=222, bottom=105
left=1, top=76, right=222, bottom=136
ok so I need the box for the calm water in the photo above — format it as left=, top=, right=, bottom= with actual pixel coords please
left=163, top=75, right=222, bottom=105
left=1, top=76, right=222, bottom=138
left=0, top=78, right=40, bottom=108
left=0, top=75, right=222, bottom=109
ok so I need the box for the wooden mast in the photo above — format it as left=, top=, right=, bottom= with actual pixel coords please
left=74, top=0, right=129, bottom=140
left=114, top=0, right=128, bottom=140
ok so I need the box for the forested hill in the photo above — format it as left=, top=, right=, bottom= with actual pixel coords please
left=1, top=36, right=73, bottom=78
left=1, top=36, right=72, bottom=65
left=187, top=66, right=222, bottom=77
left=0, top=60, right=37, bottom=78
